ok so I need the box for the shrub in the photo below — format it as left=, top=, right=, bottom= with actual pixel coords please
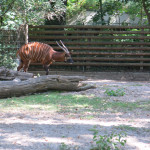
left=105, top=89, right=125, bottom=96
left=91, top=130, right=127, bottom=150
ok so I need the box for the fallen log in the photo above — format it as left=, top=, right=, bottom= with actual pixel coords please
left=0, top=75, right=95, bottom=99
left=0, top=67, right=33, bottom=80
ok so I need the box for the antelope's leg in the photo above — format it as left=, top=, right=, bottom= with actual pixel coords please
left=17, top=60, right=24, bottom=71
left=43, top=64, right=49, bottom=75
left=23, top=61, right=31, bottom=72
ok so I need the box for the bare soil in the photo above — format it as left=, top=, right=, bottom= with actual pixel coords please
left=0, top=76, right=150, bottom=150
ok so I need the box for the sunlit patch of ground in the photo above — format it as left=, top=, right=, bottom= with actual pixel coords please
left=0, top=79, right=150, bottom=150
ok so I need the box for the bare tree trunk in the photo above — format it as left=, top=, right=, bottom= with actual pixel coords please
left=0, top=75, right=95, bottom=99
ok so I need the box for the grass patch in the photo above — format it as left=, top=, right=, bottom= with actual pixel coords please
left=115, top=125, right=150, bottom=133
left=137, top=101, right=150, bottom=111
left=115, top=125, right=139, bottom=132
left=0, top=92, right=149, bottom=116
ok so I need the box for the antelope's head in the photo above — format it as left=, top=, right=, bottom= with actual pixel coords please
left=56, top=40, right=74, bottom=64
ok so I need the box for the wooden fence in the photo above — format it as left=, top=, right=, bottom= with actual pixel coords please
left=29, top=25, right=150, bottom=72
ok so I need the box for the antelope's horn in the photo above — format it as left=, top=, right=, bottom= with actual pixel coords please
left=56, top=41, right=67, bottom=53
left=60, top=40, right=69, bottom=53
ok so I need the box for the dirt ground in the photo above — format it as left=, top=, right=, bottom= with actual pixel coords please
left=0, top=74, right=150, bottom=150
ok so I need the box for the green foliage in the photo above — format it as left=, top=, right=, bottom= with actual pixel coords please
left=67, top=0, right=99, bottom=20
left=105, top=89, right=125, bottom=96
left=102, top=0, right=123, bottom=16
left=67, top=0, right=99, bottom=10
left=0, top=0, right=66, bottom=29
left=60, top=142, right=71, bottom=150
left=0, top=45, right=17, bottom=69
left=1, top=0, right=149, bottom=28
left=67, top=0, right=149, bottom=25
left=0, top=53, right=17, bottom=69
left=122, top=1, right=148, bottom=24
left=124, top=1, right=140, bottom=15
left=91, top=130, right=127, bottom=150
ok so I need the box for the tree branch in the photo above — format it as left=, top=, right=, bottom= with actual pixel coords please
left=0, top=0, right=16, bottom=17
left=142, top=0, right=150, bottom=25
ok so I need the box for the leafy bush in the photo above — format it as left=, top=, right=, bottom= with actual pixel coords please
left=0, top=46, right=17, bottom=69
left=91, top=130, right=127, bottom=150
left=105, top=89, right=125, bottom=96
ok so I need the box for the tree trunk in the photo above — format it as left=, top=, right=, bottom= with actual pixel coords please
left=24, top=24, right=28, bottom=44
left=0, top=75, right=95, bottom=99
left=0, top=67, right=33, bottom=80
left=142, top=0, right=150, bottom=25
left=99, top=0, right=104, bottom=25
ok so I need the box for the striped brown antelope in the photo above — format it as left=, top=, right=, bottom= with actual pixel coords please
left=16, top=40, right=73, bottom=75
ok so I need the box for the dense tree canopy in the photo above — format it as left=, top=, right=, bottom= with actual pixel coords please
left=0, top=0, right=150, bottom=29
left=0, top=0, right=66, bottom=29
left=67, top=0, right=150, bottom=25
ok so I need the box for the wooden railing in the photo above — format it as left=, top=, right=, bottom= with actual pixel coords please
left=29, top=25, right=150, bottom=71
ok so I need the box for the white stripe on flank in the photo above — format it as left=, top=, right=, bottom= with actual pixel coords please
left=31, top=44, right=34, bottom=59
left=39, top=44, right=46, bottom=61
left=26, top=45, right=31, bottom=60
left=35, top=43, right=41, bottom=61
left=31, top=43, right=34, bottom=58
left=28, top=45, right=31, bottom=59
left=21, top=47, right=27, bottom=60
left=33, top=43, right=39, bottom=60
left=43, top=45, right=49, bottom=60
left=37, top=44, right=42, bottom=61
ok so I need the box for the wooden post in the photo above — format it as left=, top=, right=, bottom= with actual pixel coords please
left=25, top=24, right=28, bottom=44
